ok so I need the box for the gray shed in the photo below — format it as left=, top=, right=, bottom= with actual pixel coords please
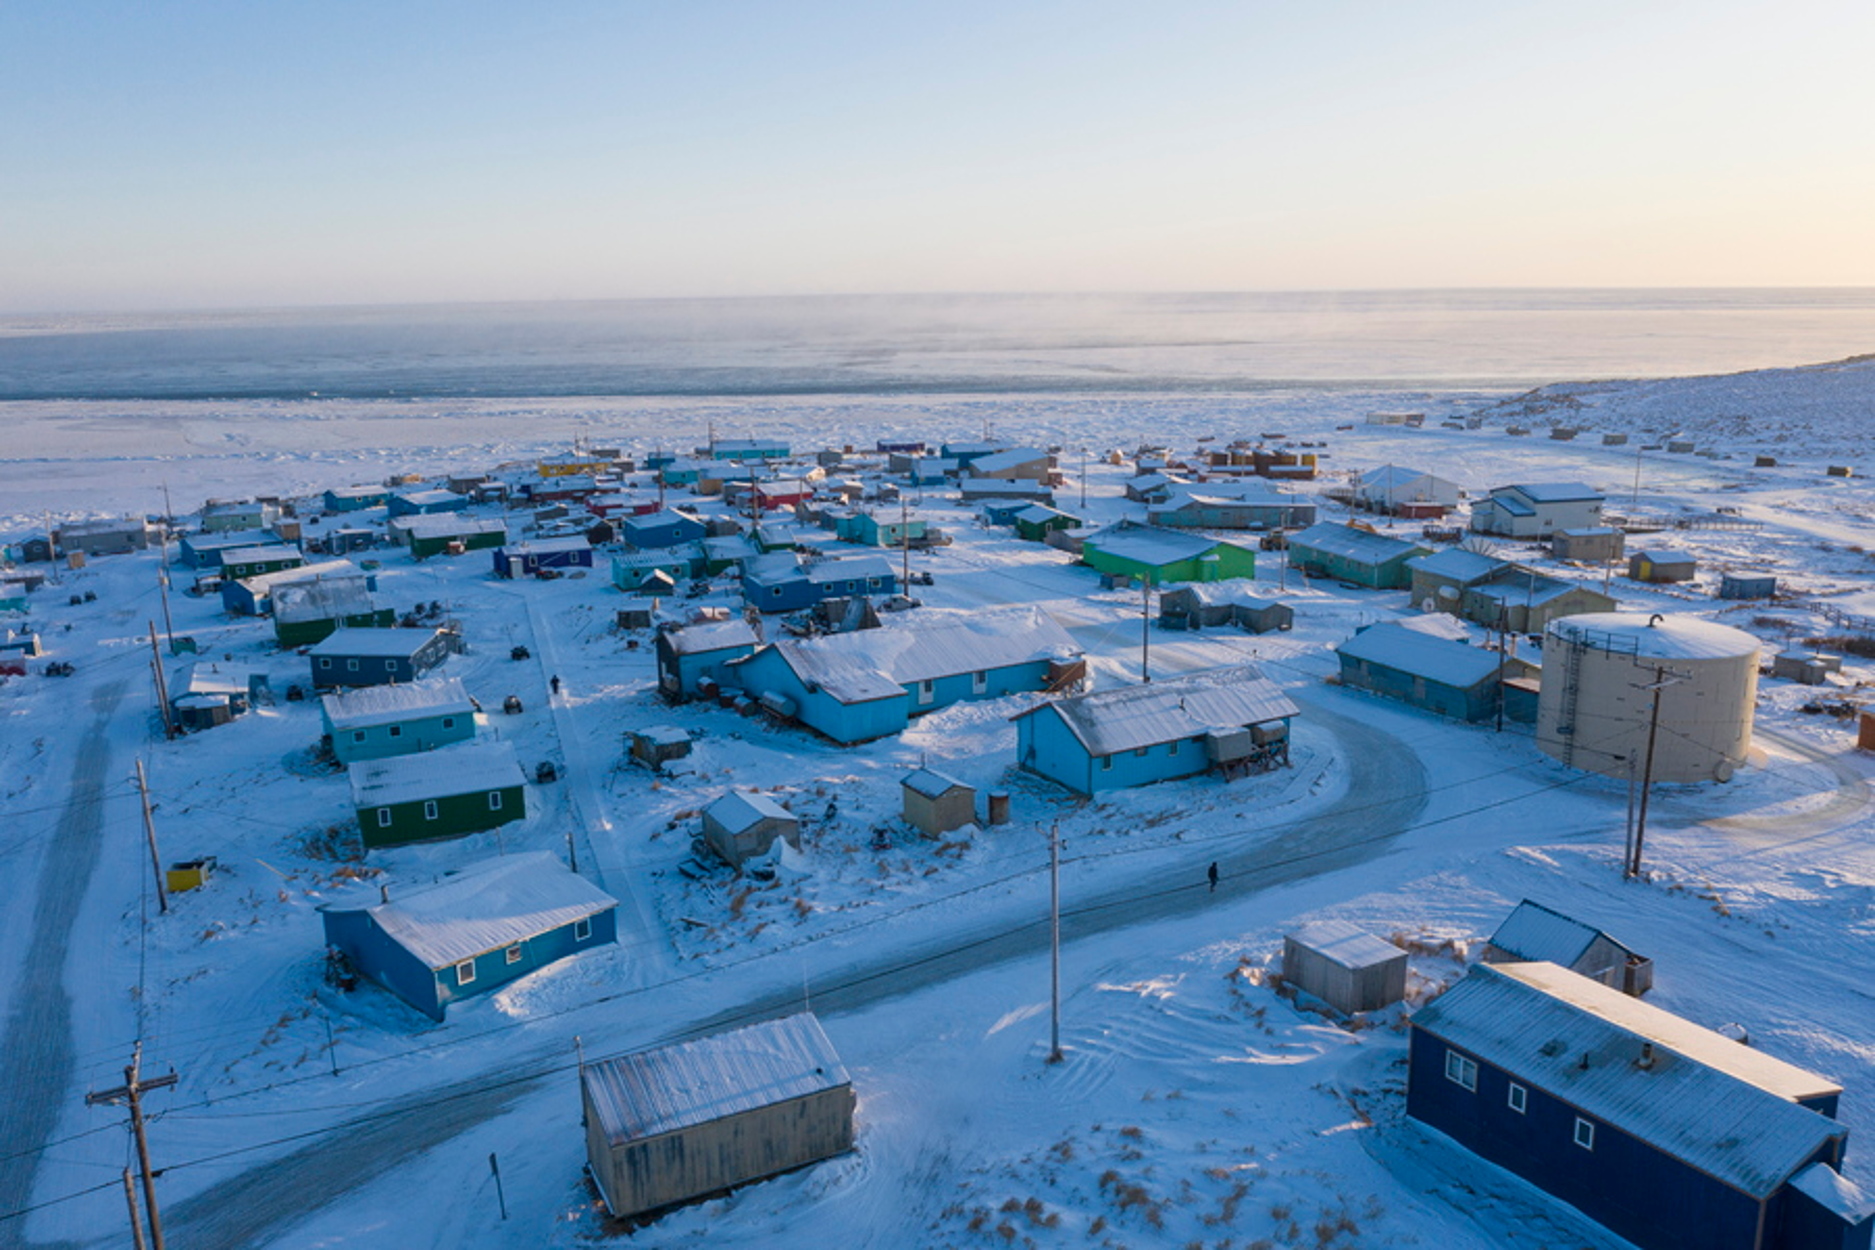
left=701, top=792, right=801, bottom=867
left=1280, top=921, right=1407, bottom=1014
left=1629, top=549, right=1697, bottom=583
left=900, top=768, right=976, bottom=839
left=1771, top=650, right=1843, bottom=685
left=1550, top=526, right=1625, bottom=564
left=1719, top=572, right=1777, bottom=600
left=581, top=1013, right=855, bottom=1221
left=1482, top=898, right=1653, bottom=996
left=628, top=725, right=693, bottom=770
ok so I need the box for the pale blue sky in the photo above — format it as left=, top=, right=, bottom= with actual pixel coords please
left=4, top=1, right=1872, bottom=312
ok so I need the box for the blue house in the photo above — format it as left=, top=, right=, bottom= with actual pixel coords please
left=842, top=511, right=926, bottom=548
left=656, top=620, right=761, bottom=702
left=1012, top=666, right=1298, bottom=795
left=308, top=627, right=456, bottom=689
left=323, top=485, right=388, bottom=512
left=611, top=545, right=705, bottom=591
left=1408, top=960, right=1870, bottom=1250
left=1335, top=621, right=1533, bottom=722
left=221, top=559, right=365, bottom=616
left=706, top=438, right=790, bottom=462
left=321, top=676, right=477, bottom=764
left=741, top=553, right=899, bottom=613
left=178, top=529, right=276, bottom=569
left=620, top=508, right=708, bottom=550
left=492, top=536, right=594, bottom=578
left=387, top=489, right=471, bottom=518
left=725, top=607, right=1081, bottom=744
left=319, top=852, right=616, bottom=1021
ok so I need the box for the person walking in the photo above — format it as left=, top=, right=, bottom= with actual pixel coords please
left=550, top=674, right=561, bottom=696
left=1207, top=861, right=1219, bottom=892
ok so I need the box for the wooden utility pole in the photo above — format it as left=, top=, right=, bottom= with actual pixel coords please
left=900, top=496, right=911, bottom=591
left=135, top=759, right=168, bottom=915
left=86, top=1043, right=177, bottom=1250
left=1047, top=823, right=1063, bottom=1064
left=1140, top=576, right=1152, bottom=683
left=1627, top=665, right=1684, bottom=879
left=147, top=623, right=176, bottom=738
left=119, top=1167, right=150, bottom=1250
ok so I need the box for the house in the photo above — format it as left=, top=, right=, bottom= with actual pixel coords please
left=322, top=485, right=388, bottom=512
left=386, top=489, right=471, bottom=518
left=1355, top=466, right=1462, bottom=512
left=1012, top=666, right=1298, bottom=796
left=1469, top=483, right=1605, bottom=538
left=1287, top=523, right=1430, bottom=589
left=901, top=455, right=959, bottom=485
left=537, top=455, right=609, bottom=478
left=1463, top=569, right=1618, bottom=634
left=10, top=534, right=54, bottom=563
left=53, top=517, right=154, bottom=555
left=1720, top=572, right=1778, bottom=600
left=940, top=440, right=1006, bottom=466
left=272, top=577, right=395, bottom=647
left=1081, top=524, right=1258, bottom=585
left=1551, top=527, right=1626, bottom=564
left=216, top=544, right=305, bottom=581
left=701, top=791, right=801, bottom=867
left=1012, top=505, right=1081, bottom=542
left=740, top=553, right=898, bottom=614
left=1335, top=622, right=1532, bottom=722
left=1148, top=492, right=1318, bottom=531
left=705, top=438, right=790, bottom=462
left=1124, top=472, right=1190, bottom=504
left=1629, top=549, right=1698, bottom=583
left=963, top=446, right=1051, bottom=480
left=308, top=627, right=455, bottom=689
left=221, top=559, right=362, bottom=616
left=725, top=608, right=1082, bottom=744
left=611, top=546, right=705, bottom=591
left=1408, top=548, right=1512, bottom=612
left=1483, top=899, right=1653, bottom=996
left=321, top=677, right=477, bottom=765
left=901, top=769, right=977, bottom=839
left=1281, top=921, right=1407, bottom=1014
left=723, top=477, right=815, bottom=511
left=391, top=515, right=508, bottom=559
left=877, top=439, right=926, bottom=455
left=349, top=740, right=526, bottom=848
left=528, top=473, right=600, bottom=503
left=1157, top=583, right=1294, bottom=633
left=0, top=583, right=28, bottom=616
left=655, top=619, right=761, bottom=702
left=169, top=663, right=269, bottom=731
left=620, top=509, right=708, bottom=550
left=840, top=511, right=926, bottom=548
left=492, top=536, right=594, bottom=578
left=700, top=533, right=759, bottom=575
left=200, top=500, right=279, bottom=533
left=1407, top=960, right=1868, bottom=1250
left=657, top=457, right=710, bottom=487
left=320, top=852, right=615, bottom=1020
left=178, top=529, right=274, bottom=569
left=958, top=478, right=1054, bottom=506
left=581, top=1013, right=855, bottom=1221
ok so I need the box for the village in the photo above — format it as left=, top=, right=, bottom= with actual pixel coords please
left=4, top=395, right=1875, bottom=1250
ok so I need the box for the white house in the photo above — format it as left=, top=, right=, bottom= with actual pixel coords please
left=1469, top=482, right=1605, bottom=538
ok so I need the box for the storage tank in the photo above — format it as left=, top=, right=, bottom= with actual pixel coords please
left=1536, top=613, right=1760, bottom=783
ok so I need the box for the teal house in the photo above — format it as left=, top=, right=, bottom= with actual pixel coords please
left=322, top=676, right=477, bottom=764
left=840, top=511, right=926, bottom=547
left=1287, top=523, right=1430, bottom=590
left=1012, top=667, right=1298, bottom=795
left=349, top=740, right=527, bottom=849
left=1335, top=621, right=1533, bottom=722
left=218, top=544, right=305, bottom=581
left=1082, top=524, right=1257, bottom=585
left=740, top=553, right=898, bottom=613
left=323, top=485, right=388, bottom=512
left=707, top=438, right=790, bottom=462
left=611, top=545, right=704, bottom=591
left=319, top=852, right=616, bottom=1020
left=655, top=620, right=760, bottom=702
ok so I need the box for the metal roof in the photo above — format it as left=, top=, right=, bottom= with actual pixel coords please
left=1288, top=921, right=1404, bottom=972
left=1488, top=899, right=1632, bottom=966
left=1503, top=482, right=1603, bottom=503
left=501, top=536, right=592, bottom=556
left=1084, top=524, right=1241, bottom=566
left=705, top=791, right=795, bottom=832
left=309, top=627, right=447, bottom=658
left=327, top=851, right=614, bottom=969
left=396, top=515, right=507, bottom=539
left=349, top=739, right=524, bottom=809
left=762, top=607, right=1079, bottom=704
left=323, top=677, right=474, bottom=732
left=1019, top=665, right=1298, bottom=756
left=1337, top=623, right=1504, bottom=689
left=664, top=619, right=759, bottom=655
left=235, top=559, right=359, bottom=595
left=584, top=1013, right=850, bottom=1146
left=220, top=545, right=302, bottom=565
left=1289, top=522, right=1427, bottom=564
left=967, top=446, right=1049, bottom=474
left=273, top=578, right=378, bottom=623
left=1412, top=962, right=1844, bottom=1199
left=902, top=768, right=971, bottom=798
left=1407, top=549, right=1508, bottom=583
left=393, top=489, right=468, bottom=507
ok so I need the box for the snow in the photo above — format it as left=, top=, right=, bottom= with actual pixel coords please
left=321, top=678, right=474, bottom=732
left=349, top=741, right=526, bottom=809
left=1549, top=612, right=1763, bottom=661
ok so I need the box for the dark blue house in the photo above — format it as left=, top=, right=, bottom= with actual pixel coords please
left=620, top=509, right=709, bottom=550
left=1408, top=961, right=1870, bottom=1250
left=308, top=627, right=456, bottom=688
left=320, top=852, right=617, bottom=1020
left=491, top=536, right=594, bottom=578
left=387, top=489, right=471, bottom=518
left=740, top=553, right=898, bottom=613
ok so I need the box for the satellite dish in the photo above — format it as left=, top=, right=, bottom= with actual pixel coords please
left=1437, top=585, right=1459, bottom=602
left=1421, top=597, right=1437, bottom=612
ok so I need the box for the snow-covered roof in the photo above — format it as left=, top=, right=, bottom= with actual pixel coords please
left=323, top=677, right=474, bottom=732
left=902, top=768, right=971, bottom=799
left=1023, top=666, right=1298, bottom=756
left=1012, top=504, right=1073, bottom=524
left=1789, top=1162, right=1875, bottom=1221
left=349, top=740, right=524, bottom=809
left=1499, top=482, right=1603, bottom=503
left=664, top=619, right=759, bottom=655
left=803, top=555, right=896, bottom=587
left=393, top=489, right=468, bottom=507
left=1163, top=580, right=1281, bottom=610
left=1085, top=525, right=1237, bottom=566
left=184, top=528, right=272, bottom=551
left=501, top=536, right=591, bottom=556
left=1406, top=549, right=1508, bottom=583
left=584, top=1013, right=849, bottom=1146
left=1289, top=522, right=1426, bottom=563
left=395, top=515, right=507, bottom=540
left=705, top=791, right=795, bottom=832
left=1337, top=623, right=1503, bottom=689
left=273, top=577, right=377, bottom=622
left=1488, top=899, right=1634, bottom=966
left=968, top=446, right=1048, bottom=474
left=1156, top=491, right=1300, bottom=511
left=1412, top=961, right=1844, bottom=1199
left=220, top=544, right=301, bottom=565
left=326, top=484, right=385, bottom=500
left=332, top=852, right=614, bottom=969
left=1358, top=465, right=1435, bottom=489
left=1546, top=613, right=1760, bottom=661
left=1468, top=570, right=1591, bottom=609
left=1287, top=921, right=1403, bottom=972
left=236, top=559, right=358, bottom=594
left=176, top=664, right=261, bottom=698
left=764, top=608, right=1078, bottom=703
left=1632, top=548, right=1696, bottom=564
left=623, top=509, right=702, bottom=531
left=310, top=627, right=448, bottom=659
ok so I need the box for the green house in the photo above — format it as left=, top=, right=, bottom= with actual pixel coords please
left=322, top=677, right=477, bottom=764
left=219, top=544, right=305, bottom=581
left=398, top=515, right=509, bottom=560
left=349, top=741, right=527, bottom=849
left=1286, top=522, right=1430, bottom=590
left=273, top=579, right=396, bottom=647
left=1014, top=505, right=1081, bottom=542
left=1081, top=524, right=1256, bottom=585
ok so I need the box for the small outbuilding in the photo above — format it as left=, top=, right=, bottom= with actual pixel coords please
left=1720, top=571, right=1778, bottom=600
left=581, top=1012, right=855, bottom=1221
left=1629, top=549, right=1698, bottom=583
left=1482, top=898, right=1653, bottom=996
left=1280, top=921, right=1407, bottom=1015
left=1157, top=583, right=1294, bottom=634
left=627, top=725, right=693, bottom=771
left=656, top=619, right=760, bottom=702
left=900, top=769, right=977, bottom=838
left=1772, top=651, right=1844, bottom=686
left=701, top=792, right=801, bottom=868
left=1551, top=527, right=1626, bottom=564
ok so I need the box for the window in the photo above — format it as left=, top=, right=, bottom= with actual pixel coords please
left=423, top=800, right=439, bottom=820
left=1100, top=755, right=1114, bottom=772
left=972, top=670, right=988, bottom=693
left=1134, top=747, right=1148, bottom=758
left=771, top=587, right=782, bottom=598
left=388, top=725, right=402, bottom=738
left=505, top=944, right=523, bottom=965
left=869, top=577, right=881, bottom=589
left=442, top=717, right=456, bottom=730
left=376, top=807, right=392, bottom=828
left=488, top=791, right=503, bottom=811
left=1574, top=1118, right=1595, bottom=1150
left=346, top=659, right=359, bottom=672
left=319, top=657, right=332, bottom=670
left=455, top=960, right=476, bottom=986
left=1444, top=1050, right=1478, bottom=1091
left=1168, top=740, right=1180, bottom=756
left=574, top=918, right=592, bottom=942
left=1507, top=1083, right=1527, bottom=1114
left=352, top=730, right=366, bottom=743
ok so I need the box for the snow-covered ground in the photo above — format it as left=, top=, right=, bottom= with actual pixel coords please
left=3, top=359, right=1874, bottom=1249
